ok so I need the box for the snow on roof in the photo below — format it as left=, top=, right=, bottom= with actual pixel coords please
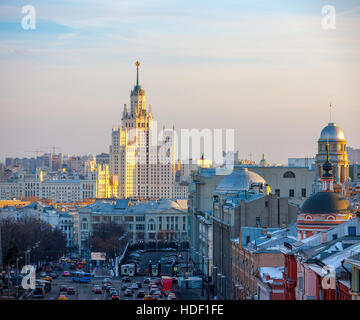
left=258, top=267, right=284, bottom=284
left=322, top=242, right=360, bottom=270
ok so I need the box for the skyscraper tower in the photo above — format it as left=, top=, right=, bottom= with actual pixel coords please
left=109, top=62, right=187, bottom=200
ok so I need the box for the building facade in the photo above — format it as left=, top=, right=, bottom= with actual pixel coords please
left=0, top=169, right=97, bottom=203
left=109, top=61, right=188, bottom=200
left=77, top=199, right=188, bottom=254
left=315, top=122, right=349, bottom=184
left=212, top=168, right=298, bottom=299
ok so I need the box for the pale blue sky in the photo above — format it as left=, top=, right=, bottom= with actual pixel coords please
left=0, top=0, right=359, bottom=164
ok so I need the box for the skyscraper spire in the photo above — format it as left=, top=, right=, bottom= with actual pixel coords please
left=136, top=60, right=140, bottom=88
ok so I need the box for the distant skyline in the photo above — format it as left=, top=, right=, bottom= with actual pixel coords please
left=0, top=0, right=359, bottom=164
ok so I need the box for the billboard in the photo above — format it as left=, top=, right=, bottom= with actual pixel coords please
left=91, top=252, right=106, bottom=261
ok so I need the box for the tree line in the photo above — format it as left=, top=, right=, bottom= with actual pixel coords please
left=0, top=216, right=66, bottom=269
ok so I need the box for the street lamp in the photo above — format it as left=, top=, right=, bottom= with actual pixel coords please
left=221, top=274, right=226, bottom=300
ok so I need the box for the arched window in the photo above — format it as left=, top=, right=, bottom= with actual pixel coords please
left=283, top=171, right=296, bottom=178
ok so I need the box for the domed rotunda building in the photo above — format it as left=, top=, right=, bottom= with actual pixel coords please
left=298, top=142, right=352, bottom=240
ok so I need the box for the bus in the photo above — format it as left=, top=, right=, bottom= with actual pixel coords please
left=71, top=271, right=92, bottom=283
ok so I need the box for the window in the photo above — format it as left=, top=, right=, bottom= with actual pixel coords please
left=332, top=234, right=338, bottom=240
left=289, top=189, right=294, bottom=197
left=348, top=226, right=356, bottom=236
left=256, top=217, right=261, bottom=227
left=265, top=201, right=268, bottom=208
left=301, top=188, right=306, bottom=198
left=283, top=171, right=296, bottom=178
left=275, top=189, right=280, bottom=196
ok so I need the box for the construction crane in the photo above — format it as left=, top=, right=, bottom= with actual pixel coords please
left=41, top=145, right=62, bottom=155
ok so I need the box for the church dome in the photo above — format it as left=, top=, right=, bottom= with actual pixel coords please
left=319, top=123, right=345, bottom=142
left=216, top=168, right=266, bottom=192
left=301, top=191, right=350, bottom=214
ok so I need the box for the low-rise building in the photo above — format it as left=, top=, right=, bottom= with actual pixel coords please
left=77, top=198, right=188, bottom=255
left=212, top=168, right=299, bottom=299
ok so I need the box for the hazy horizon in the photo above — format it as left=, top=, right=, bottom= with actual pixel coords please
left=1, top=0, right=359, bottom=165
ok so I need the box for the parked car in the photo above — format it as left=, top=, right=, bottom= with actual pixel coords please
left=63, top=271, right=70, bottom=277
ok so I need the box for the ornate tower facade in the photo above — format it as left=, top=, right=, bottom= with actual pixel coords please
left=110, top=62, right=186, bottom=200
left=315, top=122, right=349, bottom=184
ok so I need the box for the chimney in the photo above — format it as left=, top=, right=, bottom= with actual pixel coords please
left=321, top=232, right=327, bottom=244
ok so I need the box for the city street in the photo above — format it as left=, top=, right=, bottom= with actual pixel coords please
left=27, top=249, right=197, bottom=301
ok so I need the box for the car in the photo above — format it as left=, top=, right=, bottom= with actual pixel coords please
left=93, top=286, right=102, bottom=294
left=110, top=289, right=117, bottom=296
left=131, top=283, right=139, bottom=290
left=50, top=272, right=58, bottom=279
left=40, top=276, right=52, bottom=282
left=69, top=264, right=76, bottom=270
left=63, top=271, right=70, bottom=277
left=106, top=285, right=114, bottom=292
left=153, top=295, right=161, bottom=300
left=153, top=290, right=162, bottom=296
left=111, top=294, right=120, bottom=300
left=155, top=279, right=161, bottom=285
left=136, top=282, right=142, bottom=288
left=144, top=294, right=154, bottom=300
left=102, top=278, right=112, bottom=285
left=67, top=287, right=75, bottom=295
left=40, top=272, right=47, bottom=278
left=150, top=288, right=158, bottom=295
left=137, top=290, right=145, bottom=298
left=143, top=278, right=151, bottom=284
left=124, top=289, right=133, bottom=297
left=59, top=285, right=68, bottom=292
left=122, top=276, right=131, bottom=283
left=121, top=285, right=127, bottom=291
left=58, top=294, right=67, bottom=300
left=167, top=293, right=176, bottom=300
